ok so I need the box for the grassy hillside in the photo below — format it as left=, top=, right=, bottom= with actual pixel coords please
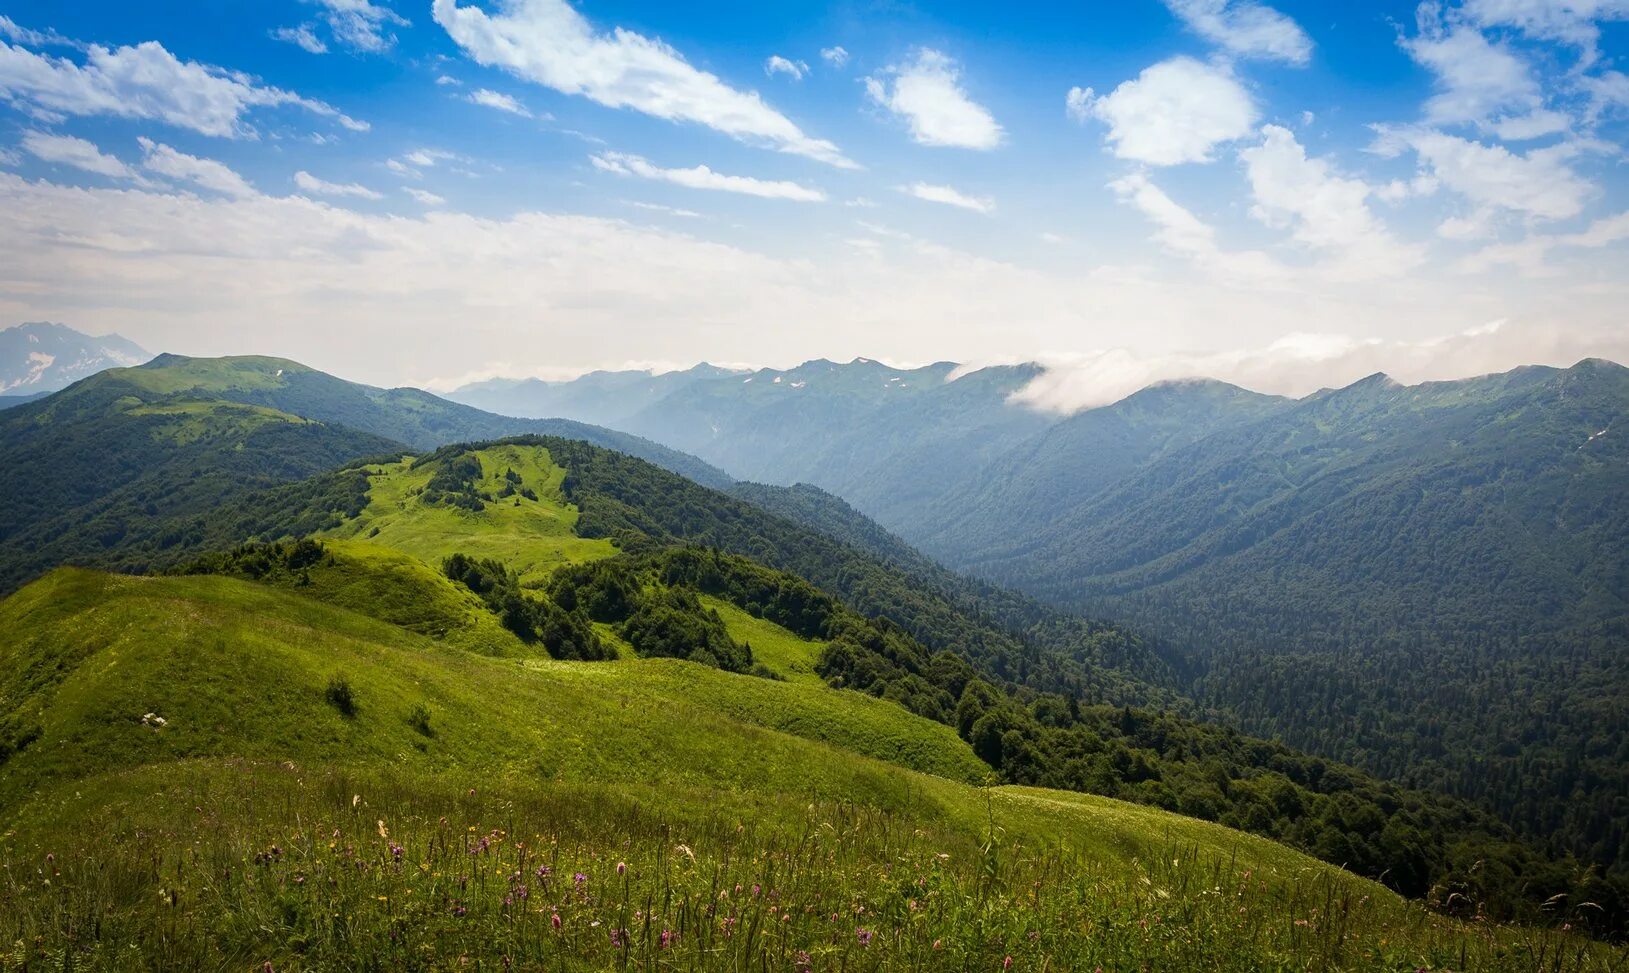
left=1, top=569, right=1614, bottom=971
left=0, top=369, right=401, bottom=594
left=126, top=353, right=733, bottom=486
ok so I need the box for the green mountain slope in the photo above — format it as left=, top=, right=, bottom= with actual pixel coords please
left=936, top=361, right=1629, bottom=876
left=0, top=369, right=402, bottom=593
left=125, top=353, right=734, bottom=486
left=0, top=565, right=1613, bottom=970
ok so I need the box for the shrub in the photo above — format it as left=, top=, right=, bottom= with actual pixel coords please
left=325, top=674, right=357, bottom=717
left=406, top=703, right=433, bottom=736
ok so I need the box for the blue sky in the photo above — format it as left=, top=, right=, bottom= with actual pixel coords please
left=1, top=0, right=1626, bottom=406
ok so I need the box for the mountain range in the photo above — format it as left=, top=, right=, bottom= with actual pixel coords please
left=455, top=352, right=1629, bottom=878
left=2, top=335, right=1626, bottom=964
left=0, top=321, right=149, bottom=395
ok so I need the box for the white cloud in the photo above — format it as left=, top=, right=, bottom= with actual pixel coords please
left=1006, top=318, right=1621, bottom=413
left=820, top=46, right=849, bottom=68
left=1065, top=86, right=1094, bottom=122
left=1, top=171, right=1620, bottom=397
left=764, top=56, right=808, bottom=81
left=20, top=131, right=136, bottom=179
left=436, top=74, right=461, bottom=86
left=1074, top=57, right=1256, bottom=165
left=1110, top=172, right=1286, bottom=285
left=387, top=147, right=464, bottom=177
left=1373, top=127, right=1594, bottom=220
left=0, top=16, right=77, bottom=49
left=432, top=0, right=854, bottom=168
left=1400, top=11, right=1551, bottom=131
left=0, top=37, right=367, bottom=137
left=591, top=151, right=826, bottom=201
left=1240, top=125, right=1423, bottom=279
left=138, top=138, right=256, bottom=197
left=467, top=88, right=531, bottom=116
left=864, top=49, right=1003, bottom=149
left=624, top=200, right=704, bottom=218
left=312, top=0, right=409, bottom=53
left=404, top=187, right=446, bottom=205
left=1163, top=0, right=1313, bottom=64
left=1459, top=209, right=1629, bottom=273
left=271, top=25, right=328, bottom=54
left=1463, top=0, right=1629, bottom=64
left=900, top=182, right=995, bottom=213
left=295, top=169, right=383, bottom=200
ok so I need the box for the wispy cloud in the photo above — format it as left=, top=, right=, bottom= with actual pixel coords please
left=591, top=151, right=826, bottom=201
left=467, top=88, right=533, bottom=117
left=900, top=182, right=995, bottom=213
left=295, top=169, right=384, bottom=200
left=0, top=32, right=367, bottom=137
left=1162, top=0, right=1312, bottom=64
left=432, top=0, right=854, bottom=168
left=139, top=138, right=256, bottom=197
left=764, top=55, right=808, bottom=81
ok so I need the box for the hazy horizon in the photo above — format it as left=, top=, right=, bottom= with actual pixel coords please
left=2, top=0, right=1627, bottom=409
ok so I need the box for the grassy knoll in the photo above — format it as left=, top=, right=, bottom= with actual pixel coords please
left=702, top=594, right=827, bottom=684
left=323, top=443, right=616, bottom=584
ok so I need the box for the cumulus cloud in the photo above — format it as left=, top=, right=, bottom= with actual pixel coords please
left=1240, top=125, right=1423, bottom=279
left=1071, top=57, right=1256, bottom=165
left=138, top=138, right=256, bottom=197
left=899, top=182, right=995, bottom=213
left=467, top=88, right=531, bottom=116
left=1162, top=0, right=1313, bottom=64
left=0, top=34, right=367, bottom=137
left=271, top=25, right=328, bottom=54
left=312, top=0, right=409, bottom=53
left=1373, top=126, right=1594, bottom=220
left=764, top=56, right=808, bottom=80
left=590, top=151, right=827, bottom=201
left=820, top=46, right=849, bottom=68
left=431, top=0, right=853, bottom=168
left=20, top=131, right=137, bottom=179
left=295, top=170, right=383, bottom=200
left=864, top=49, right=1003, bottom=149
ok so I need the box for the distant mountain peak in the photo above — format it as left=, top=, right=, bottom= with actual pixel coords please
left=0, top=322, right=150, bottom=394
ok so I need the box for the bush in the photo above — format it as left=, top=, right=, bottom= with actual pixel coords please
left=406, top=703, right=433, bottom=736
left=325, top=674, right=357, bottom=717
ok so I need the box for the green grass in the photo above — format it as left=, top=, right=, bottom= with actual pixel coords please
left=123, top=400, right=314, bottom=445
left=702, top=595, right=828, bottom=685
left=323, top=444, right=616, bottom=585
left=0, top=568, right=1622, bottom=970
left=104, top=355, right=309, bottom=395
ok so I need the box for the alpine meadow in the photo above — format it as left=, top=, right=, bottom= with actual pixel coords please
left=1, top=1, right=1628, bottom=971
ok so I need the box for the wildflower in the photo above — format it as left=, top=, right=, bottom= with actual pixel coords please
left=856, top=928, right=873, bottom=947
left=573, top=872, right=587, bottom=887
left=752, top=883, right=761, bottom=897
left=536, top=864, right=552, bottom=878
left=617, top=861, right=627, bottom=875
left=1004, top=957, right=1013, bottom=970
left=933, top=939, right=942, bottom=950
left=377, top=820, right=389, bottom=839
left=551, top=912, right=561, bottom=929
left=609, top=928, right=624, bottom=948
left=263, top=964, right=275, bottom=973
left=659, top=929, right=675, bottom=949
left=794, top=951, right=812, bottom=971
